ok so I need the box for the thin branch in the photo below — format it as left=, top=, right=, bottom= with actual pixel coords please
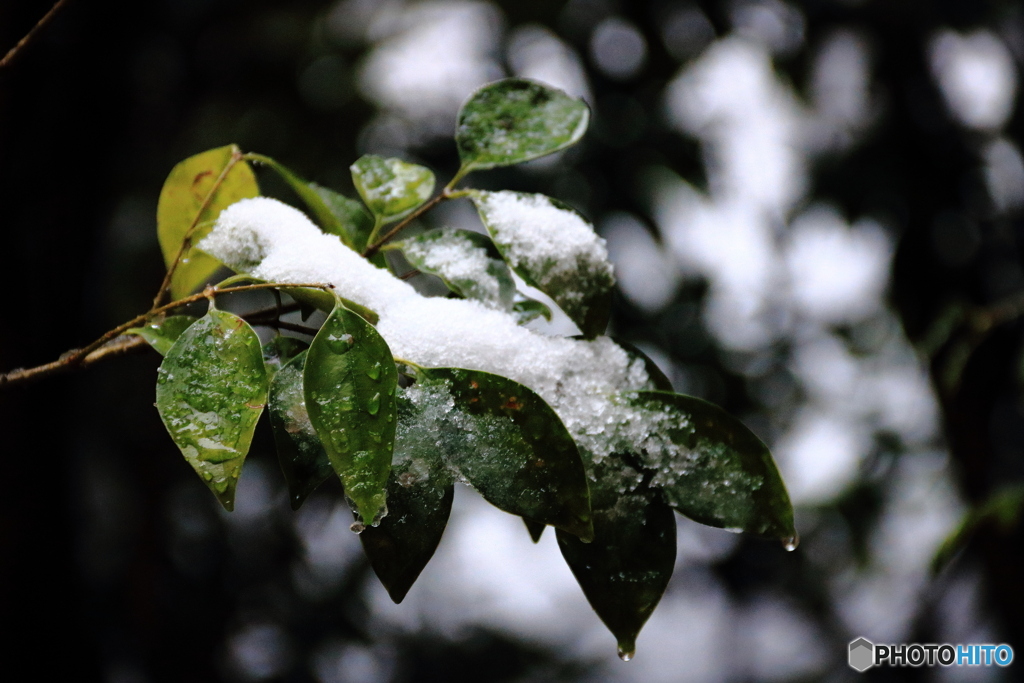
left=0, top=282, right=333, bottom=389
left=0, top=335, right=150, bottom=387
left=363, top=192, right=447, bottom=259
left=254, top=320, right=321, bottom=336
left=0, top=0, right=74, bottom=71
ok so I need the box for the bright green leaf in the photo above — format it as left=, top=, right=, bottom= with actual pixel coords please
left=557, top=453, right=676, bottom=661
left=455, top=78, right=590, bottom=171
left=624, top=391, right=796, bottom=540
left=127, top=315, right=197, bottom=356
left=417, top=367, right=594, bottom=541
left=304, top=297, right=398, bottom=524
left=350, top=155, right=435, bottom=223
left=157, top=145, right=259, bottom=299
left=399, top=228, right=515, bottom=310
left=268, top=351, right=333, bottom=510
left=155, top=307, right=268, bottom=511
left=359, top=388, right=456, bottom=603
left=469, top=190, right=614, bottom=338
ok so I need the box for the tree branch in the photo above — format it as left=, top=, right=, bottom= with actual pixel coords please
left=0, top=0, right=74, bottom=71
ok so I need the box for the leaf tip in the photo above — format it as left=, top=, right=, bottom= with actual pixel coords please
left=617, top=641, right=636, bottom=662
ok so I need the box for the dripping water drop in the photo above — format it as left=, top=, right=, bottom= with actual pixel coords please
left=782, top=533, right=799, bottom=552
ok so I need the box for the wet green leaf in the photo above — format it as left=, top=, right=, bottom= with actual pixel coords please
left=557, top=454, right=676, bottom=661
left=399, top=228, right=515, bottom=310
left=304, top=297, right=398, bottom=524
left=469, top=190, right=614, bottom=338
left=624, top=391, right=795, bottom=540
left=127, top=315, right=197, bottom=356
left=310, top=184, right=376, bottom=251
left=268, top=351, right=333, bottom=510
left=351, top=155, right=435, bottom=223
left=157, top=145, right=259, bottom=299
left=523, top=518, right=546, bottom=543
left=262, top=337, right=309, bottom=377
left=511, top=296, right=552, bottom=325
left=155, top=307, right=268, bottom=511
left=456, top=79, right=590, bottom=172
left=418, top=367, right=594, bottom=541
left=359, top=389, right=456, bottom=602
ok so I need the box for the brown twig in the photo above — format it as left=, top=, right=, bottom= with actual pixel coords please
left=0, top=0, right=74, bottom=71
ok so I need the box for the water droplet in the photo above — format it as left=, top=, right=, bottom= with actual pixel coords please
left=617, top=646, right=634, bottom=662
left=782, top=533, right=799, bottom=552
left=366, top=362, right=381, bottom=380
left=326, top=333, right=354, bottom=354
left=367, top=393, right=381, bottom=415
left=350, top=521, right=365, bottom=534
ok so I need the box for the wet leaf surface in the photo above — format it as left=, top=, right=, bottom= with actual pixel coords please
left=127, top=315, right=197, bottom=356
left=268, top=351, right=332, bottom=509
left=399, top=228, right=515, bottom=310
left=418, top=367, right=594, bottom=541
left=351, top=155, right=435, bottom=223
left=456, top=79, right=590, bottom=171
left=156, top=307, right=268, bottom=510
left=625, top=391, right=795, bottom=539
left=359, top=389, right=456, bottom=603
left=157, top=145, right=258, bottom=299
left=304, top=297, right=398, bottom=524
left=557, top=453, right=676, bottom=661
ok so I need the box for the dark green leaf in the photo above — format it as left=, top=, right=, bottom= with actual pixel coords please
left=359, top=388, right=456, bottom=602
left=523, top=518, right=546, bottom=543
left=512, top=296, right=552, bottom=325
left=262, top=337, right=309, bottom=377
left=557, top=453, right=676, bottom=661
left=350, top=155, right=435, bottom=223
left=469, top=190, right=614, bottom=338
left=417, top=367, right=594, bottom=541
left=399, top=228, right=515, bottom=310
left=624, top=391, right=795, bottom=540
left=127, top=315, right=197, bottom=356
left=268, top=351, right=333, bottom=509
left=931, top=484, right=1024, bottom=575
left=156, top=307, right=268, bottom=511
left=456, top=78, right=590, bottom=171
left=157, top=145, right=259, bottom=299
left=304, top=297, right=398, bottom=524
left=310, top=183, right=375, bottom=251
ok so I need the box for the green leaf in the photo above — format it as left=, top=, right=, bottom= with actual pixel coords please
left=127, top=315, right=197, bottom=356
left=931, top=484, right=1024, bottom=575
left=262, top=337, right=309, bottom=377
left=399, top=228, right=515, bottom=310
left=417, top=367, right=594, bottom=541
left=557, top=453, right=676, bottom=661
left=268, top=351, right=333, bottom=510
left=310, top=184, right=376, bottom=251
left=359, top=388, right=456, bottom=602
left=155, top=307, right=268, bottom=511
left=157, top=145, right=259, bottom=299
left=350, top=155, right=435, bottom=223
left=523, top=518, right=546, bottom=543
left=456, top=78, right=590, bottom=171
left=624, top=391, right=795, bottom=540
left=304, top=296, right=398, bottom=524
left=512, top=295, right=552, bottom=325
left=469, top=190, right=614, bottom=338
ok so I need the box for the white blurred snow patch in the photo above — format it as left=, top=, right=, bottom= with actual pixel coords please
left=590, top=16, right=648, bottom=81
left=507, top=24, right=591, bottom=102
left=357, top=1, right=504, bottom=140
left=737, top=597, right=828, bottom=680
left=785, top=205, right=892, bottom=324
left=312, top=642, right=396, bottom=683
left=808, top=28, right=873, bottom=150
left=661, top=5, right=716, bottom=62
left=929, top=29, right=1018, bottom=131
left=602, top=212, right=679, bottom=313
left=228, top=622, right=292, bottom=681
left=293, top=497, right=364, bottom=580
left=730, top=0, right=804, bottom=57
left=675, top=516, right=739, bottom=566
left=775, top=408, right=869, bottom=504
left=983, top=137, right=1024, bottom=212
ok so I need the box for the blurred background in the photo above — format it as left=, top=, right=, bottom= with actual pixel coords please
left=1, top=0, right=1022, bottom=680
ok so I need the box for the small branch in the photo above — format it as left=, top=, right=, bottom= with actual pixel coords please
left=0, top=281, right=333, bottom=389
left=0, top=335, right=149, bottom=387
left=0, top=0, right=74, bottom=71
left=152, top=148, right=243, bottom=308
left=254, top=320, right=321, bottom=336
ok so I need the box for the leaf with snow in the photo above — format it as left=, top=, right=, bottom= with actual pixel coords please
left=557, top=452, right=676, bottom=661
left=156, top=307, right=268, bottom=511
left=456, top=79, right=590, bottom=171
left=622, top=391, right=795, bottom=540
left=414, top=367, right=594, bottom=542
left=399, top=228, right=515, bottom=311
left=304, top=296, right=398, bottom=525
left=470, top=190, right=614, bottom=337
left=268, top=351, right=333, bottom=510
left=359, top=387, right=456, bottom=603
left=127, top=315, right=197, bottom=356
left=157, top=145, right=259, bottom=299
left=511, top=295, right=552, bottom=325
left=351, top=155, right=435, bottom=224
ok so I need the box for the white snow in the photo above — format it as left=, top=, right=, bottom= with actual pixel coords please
left=200, top=197, right=649, bottom=459
left=401, top=229, right=505, bottom=308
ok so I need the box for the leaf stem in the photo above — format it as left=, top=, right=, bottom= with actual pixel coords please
left=0, top=0, right=74, bottom=71
left=362, top=171, right=471, bottom=259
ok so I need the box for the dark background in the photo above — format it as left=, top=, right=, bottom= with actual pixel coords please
left=1, top=0, right=1022, bottom=680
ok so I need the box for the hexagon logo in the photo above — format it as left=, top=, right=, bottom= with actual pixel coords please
left=848, top=637, right=874, bottom=672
